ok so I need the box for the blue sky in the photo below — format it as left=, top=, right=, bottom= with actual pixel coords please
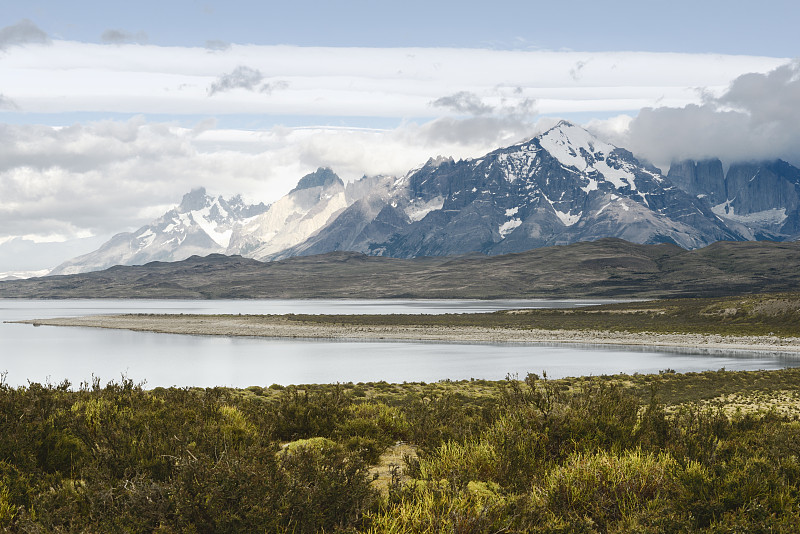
left=1, top=1, right=799, bottom=273
left=8, top=0, right=800, bottom=55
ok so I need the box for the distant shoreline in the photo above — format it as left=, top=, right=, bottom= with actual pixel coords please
left=13, top=314, right=800, bottom=354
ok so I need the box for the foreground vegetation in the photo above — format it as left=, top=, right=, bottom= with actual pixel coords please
left=3, top=368, right=800, bottom=532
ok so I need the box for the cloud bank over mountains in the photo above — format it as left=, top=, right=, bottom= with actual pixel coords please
left=596, top=60, right=800, bottom=169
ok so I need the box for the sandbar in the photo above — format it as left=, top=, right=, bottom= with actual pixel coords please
left=13, top=314, right=800, bottom=354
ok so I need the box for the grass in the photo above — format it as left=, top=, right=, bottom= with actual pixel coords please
left=280, top=291, right=800, bottom=337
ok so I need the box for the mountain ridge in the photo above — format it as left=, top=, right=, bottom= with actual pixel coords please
left=5, top=238, right=800, bottom=300
left=47, top=121, right=799, bottom=275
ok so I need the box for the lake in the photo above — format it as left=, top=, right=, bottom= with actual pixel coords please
left=1, top=299, right=798, bottom=388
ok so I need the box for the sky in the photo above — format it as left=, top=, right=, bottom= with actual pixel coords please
left=1, top=0, right=799, bottom=273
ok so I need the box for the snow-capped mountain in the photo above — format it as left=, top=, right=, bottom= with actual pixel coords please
left=226, top=168, right=351, bottom=260
left=668, top=158, right=800, bottom=241
left=50, top=189, right=268, bottom=275
left=281, top=121, right=741, bottom=258
left=51, top=121, right=799, bottom=275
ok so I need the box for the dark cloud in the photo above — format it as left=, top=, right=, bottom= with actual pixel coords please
left=205, top=40, right=230, bottom=51
left=570, top=60, right=588, bottom=81
left=606, top=60, right=800, bottom=168
left=431, top=91, right=537, bottom=123
left=207, top=66, right=288, bottom=96
left=416, top=116, right=533, bottom=146
left=499, top=97, right=537, bottom=120
left=719, top=60, right=800, bottom=126
left=100, top=29, right=148, bottom=45
left=431, top=91, right=494, bottom=116
left=0, top=94, right=18, bottom=110
left=261, top=80, right=290, bottom=94
left=0, top=19, right=49, bottom=50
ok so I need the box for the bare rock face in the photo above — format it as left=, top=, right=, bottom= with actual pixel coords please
left=667, top=159, right=726, bottom=205
left=669, top=158, right=800, bottom=241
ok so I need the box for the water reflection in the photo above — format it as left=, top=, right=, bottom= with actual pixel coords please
left=1, top=299, right=797, bottom=388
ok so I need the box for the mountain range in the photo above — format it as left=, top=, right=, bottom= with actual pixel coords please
left=49, top=121, right=800, bottom=275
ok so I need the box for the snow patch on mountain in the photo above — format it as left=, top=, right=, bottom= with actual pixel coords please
left=540, top=121, right=637, bottom=190
left=497, top=147, right=539, bottom=182
left=406, top=196, right=445, bottom=222
left=712, top=203, right=788, bottom=225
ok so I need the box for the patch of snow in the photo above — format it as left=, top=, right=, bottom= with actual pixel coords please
left=191, top=207, right=234, bottom=248
left=497, top=150, right=539, bottom=183
left=505, top=207, right=519, bottom=217
left=541, top=192, right=582, bottom=226
left=136, top=229, right=156, bottom=250
left=405, top=196, right=444, bottom=222
left=581, top=178, right=598, bottom=193
left=499, top=218, right=522, bottom=237
left=554, top=210, right=582, bottom=226
left=712, top=203, right=787, bottom=226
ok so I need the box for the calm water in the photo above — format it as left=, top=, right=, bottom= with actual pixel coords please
left=1, top=299, right=798, bottom=388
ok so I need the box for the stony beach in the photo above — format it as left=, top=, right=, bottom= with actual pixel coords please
left=16, top=314, right=800, bottom=353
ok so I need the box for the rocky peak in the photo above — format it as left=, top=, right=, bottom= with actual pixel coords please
left=289, top=167, right=343, bottom=194
left=666, top=159, right=725, bottom=202
left=179, top=187, right=211, bottom=212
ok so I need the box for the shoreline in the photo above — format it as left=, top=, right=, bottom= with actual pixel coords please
left=12, top=314, right=800, bottom=354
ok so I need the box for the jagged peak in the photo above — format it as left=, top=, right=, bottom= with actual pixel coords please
left=539, top=120, right=612, bottom=150
left=290, top=167, right=344, bottom=194
left=178, top=187, right=211, bottom=212
left=423, top=156, right=454, bottom=168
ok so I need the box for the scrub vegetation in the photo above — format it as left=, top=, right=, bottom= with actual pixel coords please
left=288, top=291, right=800, bottom=337
left=3, top=368, right=800, bottom=532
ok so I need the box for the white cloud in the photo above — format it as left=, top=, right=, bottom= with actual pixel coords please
left=0, top=116, right=536, bottom=244
left=591, top=59, right=800, bottom=169
left=0, top=42, right=786, bottom=117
